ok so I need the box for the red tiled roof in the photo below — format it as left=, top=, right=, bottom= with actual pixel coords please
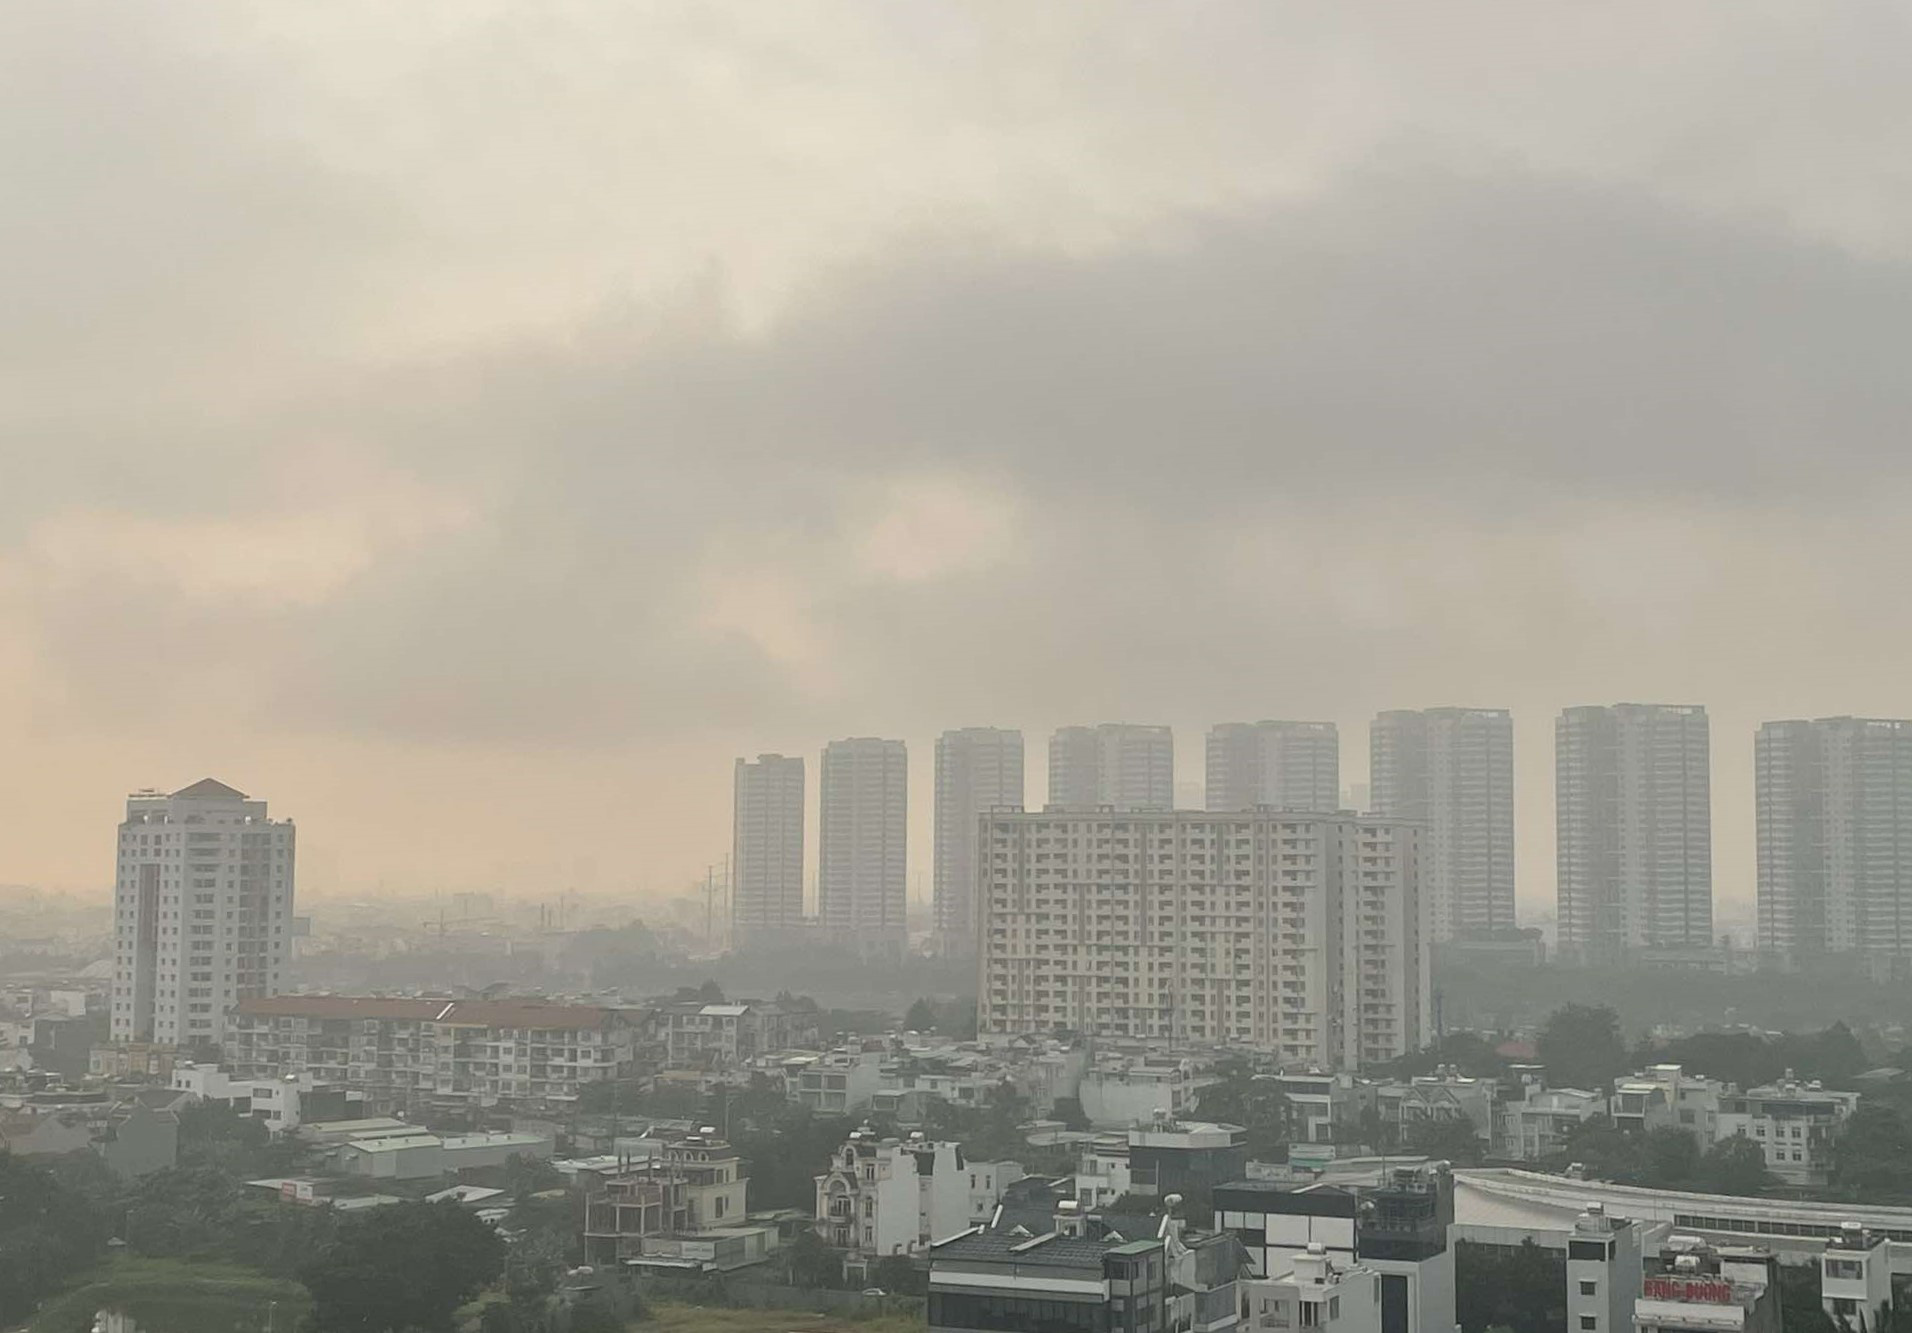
left=234, top=995, right=622, bottom=1028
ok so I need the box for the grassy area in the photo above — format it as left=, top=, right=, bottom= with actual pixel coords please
left=639, top=1299, right=923, bottom=1333
left=26, top=1256, right=309, bottom=1333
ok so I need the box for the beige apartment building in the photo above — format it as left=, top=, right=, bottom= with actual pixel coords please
left=977, top=809, right=1426, bottom=1068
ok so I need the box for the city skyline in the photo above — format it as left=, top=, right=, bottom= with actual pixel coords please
left=49, top=698, right=1912, bottom=926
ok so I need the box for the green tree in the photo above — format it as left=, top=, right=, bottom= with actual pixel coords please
left=1641, top=1126, right=1701, bottom=1186
left=1455, top=1239, right=1564, bottom=1333
left=1405, top=1117, right=1485, bottom=1166
left=871, top=1253, right=926, bottom=1295
left=303, top=1201, right=505, bottom=1333
left=1196, top=1060, right=1288, bottom=1159
left=784, top=1228, right=842, bottom=1289
left=1694, top=1135, right=1774, bottom=1196
left=0, top=1152, right=108, bottom=1326
left=125, top=1166, right=246, bottom=1258
left=1832, top=1102, right=1912, bottom=1201
left=1552, top=1115, right=1641, bottom=1181
left=1537, top=1005, right=1629, bottom=1094
left=904, top=998, right=937, bottom=1031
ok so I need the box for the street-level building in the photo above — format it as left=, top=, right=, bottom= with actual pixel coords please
left=1714, top=1077, right=1859, bottom=1188
left=1239, top=1244, right=1378, bottom=1333
left=929, top=1224, right=1168, bottom=1333
left=1819, top=1223, right=1893, bottom=1330
left=816, top=1131, right=1008, bottom=1263
left=1610, top=1065, right=1722, bottom=1141
left=1634, top=1235, right=1781, bottom=1333
left=1567, top=1203, right=1647, bottom=1333
left=582, top=1130, right=748, bottom=1264
left=978, top=809, right=1427, bottom=1068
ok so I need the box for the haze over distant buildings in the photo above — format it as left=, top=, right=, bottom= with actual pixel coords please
left=5, top=6, right=1912, bottom=915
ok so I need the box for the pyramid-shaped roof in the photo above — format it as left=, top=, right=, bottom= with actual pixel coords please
left=171, top=778, right=248, bottom=800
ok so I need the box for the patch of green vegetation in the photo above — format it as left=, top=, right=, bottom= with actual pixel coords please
left=26, top=1255, right=310, bottom=1333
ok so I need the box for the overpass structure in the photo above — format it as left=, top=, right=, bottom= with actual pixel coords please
left=1453, top=1167, right=1912, bottom=1271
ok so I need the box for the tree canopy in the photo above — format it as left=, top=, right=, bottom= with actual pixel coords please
left=1537, top=1004, right=1630, bottom=1093
left=0, top=1152, right=108, bottom=1326
left=302, top=1201, right=505, bottom=1333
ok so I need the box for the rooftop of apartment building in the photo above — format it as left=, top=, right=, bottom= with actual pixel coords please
left=233, top=994, right=630, bottom=1029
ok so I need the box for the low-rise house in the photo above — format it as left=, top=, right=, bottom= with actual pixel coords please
left=1820, top=1222, right=1892, bottom=1329
left=581, top=1130, right=749, bottom=1264
left=1374, top=1067, right=1493, bottom=1144
left=1499, top=1082, right=1605, bottom=1162
left=1635, top=1235, right=1782, bottom=1333
left=1714, top=1076, right=1860, bottom=1188
left=1078, top=1055, right=1210, bottom=1127
left=170, top=1061, right=358, bottom=1133
left=1240, top=1243, right=1378, bottom=1333
left=1611, top=1064, right=1722, bottom=1140
left=815, top=1130, right=1019, bottom=1267
left=792, top=1047, right=885, bottom=1114
left=1127, top=1118, right=1248, bottom=1200
left=1274, top=1070, right=1372, bottom=1146
left=929, top=1197, right=1241, bottom=1333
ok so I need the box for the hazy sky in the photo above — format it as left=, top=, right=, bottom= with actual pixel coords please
left=6, top=3, right=1912, bottom=912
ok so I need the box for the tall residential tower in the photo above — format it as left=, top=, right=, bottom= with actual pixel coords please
left=1757, top=717, right=1912, bottom=967
left=1556, top=704, right=1712, bottom=965
left=732, top=754, right=806, bottom=945
left=111, top=779, right=295, bottom=1048
left=1370, top=708, right=1515, bottom=942
left=1206, top=721, right=1340, bottom=813
left=819, top=737, right=909, bottom=953
left=933, top=728, right=1024, bottom=949
left=1047, top=724, right=1173, bottom=810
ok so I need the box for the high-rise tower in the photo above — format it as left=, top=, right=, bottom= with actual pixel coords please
left=111, top=779, right=295, bottom=1048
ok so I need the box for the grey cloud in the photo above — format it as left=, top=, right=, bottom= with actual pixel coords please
left=187, top=161, right=1910, bottom=746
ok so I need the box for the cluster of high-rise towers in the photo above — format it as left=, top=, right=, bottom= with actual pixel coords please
left=735, top=707, right=1912, bottom=971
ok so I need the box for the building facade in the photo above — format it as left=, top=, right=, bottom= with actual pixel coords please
left=227, top=995, right=637, bottom=1110
left=732, top=754, right=806, bottom=946
left=1370, top=708, right=1515, bottom=943
left=819, top=738, right=909, bottom=953
left=111, top=779, right=295, bottom=1048
left=1755, top=717, right=1912, bottom=967
left=659, top=999, right=816, bottom=1069
left=1556, top=705, right=1712, bottom=965
left=1205, top=722, right=1340, bottom=814
left=583, top=1131, right=748, bottom=1263
left=1714, top=1078, right=1859, bottom=1188
left=815, top=1132, right=990, bottom=1262
left=1048, top=724, right=1174, bottom=811
left=934, top=728, right=1025, bottom=949
left=977, top=809, right=1426, bottom=1068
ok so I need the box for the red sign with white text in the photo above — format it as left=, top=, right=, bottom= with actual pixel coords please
left=1643, top=1276, right=1734, bottom=1305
